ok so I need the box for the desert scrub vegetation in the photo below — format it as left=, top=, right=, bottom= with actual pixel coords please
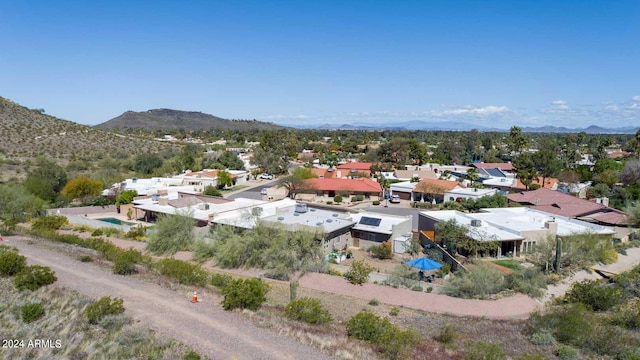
left=525, top=264, right=640, bottom=359
left=284, top=297, right=332, bottom=324
left=221, top=277, right=269, bottom=311
left=21, top=302, right=46, bottom=323
left=154, top=258, right=209, bottom=287
left=146, top=210, right=197, bottom=256
left=0, top=245, right=27, bottom=276
left=344, top=259, right=375, bottom=285
left=346, top=311, right=420, bottom=360
left=0, top=277, right=201, bottom=359
left=14, top=265, right=57, bottom=291
left=199, top=224, right=326, bottom=281
left=86, top=296, right=125, bottom=324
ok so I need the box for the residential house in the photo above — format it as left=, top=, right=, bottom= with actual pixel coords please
left=419, top=207, right=615, bottom=258
left=336, top=162, right=373, bottom=178
left=302, top=178, right=383, bottom=201
left=506, top=187, right=628, bottom=227
left=350, top=212, right=413, bottom=253
left=412, top=178, right=466, bottom=203
left=443, top=187, right=498, bottom=202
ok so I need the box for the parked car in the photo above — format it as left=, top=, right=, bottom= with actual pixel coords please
left=389, top=194, right=401, bottom=203
left=259, top=173, right=274, bottom=180
left=260, top=188, right=268, bottom=195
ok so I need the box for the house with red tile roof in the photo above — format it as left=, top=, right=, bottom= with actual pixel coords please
left=301, top=178, right=382, bottom=200
left=514, top=177, right=559, bottom=191
left=473, top=162, right=515, bottom=172
left=336, top=162, right=373, bottom=178
left=506, top=187, right=628, bottom=226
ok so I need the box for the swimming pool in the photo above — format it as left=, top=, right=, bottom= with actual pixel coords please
left=97, top=217, right=136, bottom=226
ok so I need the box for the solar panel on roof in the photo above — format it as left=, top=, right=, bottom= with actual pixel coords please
left=359, top=216, right=381, bottom=227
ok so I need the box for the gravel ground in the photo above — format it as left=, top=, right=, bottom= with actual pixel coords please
left=6, top=236, right=336, bottom=360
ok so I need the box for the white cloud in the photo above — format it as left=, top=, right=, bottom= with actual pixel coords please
left=604, top=105, right=620, bottom=112
left=439, top=105, right=509, bottom=115
left=632, top=95, right=640, bottom=101
left=551, top=100, right=567, bottom=106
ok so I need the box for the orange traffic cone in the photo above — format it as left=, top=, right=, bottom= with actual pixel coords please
left=191, top=289, right=198, bottom=303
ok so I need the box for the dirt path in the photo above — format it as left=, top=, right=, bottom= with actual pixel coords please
left=6, top=236, right=334, bottom=360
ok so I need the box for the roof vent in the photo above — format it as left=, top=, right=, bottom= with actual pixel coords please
left=277, top=216, right=284, bottom=221
left=332, top=213, right=339, bottom=217
left=295, top=203, right=308, bottom=213
left=151, top=194, right=159, bottom=201
left=471, top=219, right=482, bottom=227
left=316, top=222, right=323, bottom=226
left=326, top=219, right=333, bottom=223
left=309, top=208, right=316, bottom=212
left=294, top=213, right=300, bottom=216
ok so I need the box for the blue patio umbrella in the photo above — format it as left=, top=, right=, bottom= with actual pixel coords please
left=404, top=257, right=444, bottom=271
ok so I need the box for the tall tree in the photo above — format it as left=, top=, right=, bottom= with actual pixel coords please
left=513, top=153, right=538, bottom=190
left=508, top=126, right=528, bottom=155
left=62, top=177, right=103, bottom=203
left=279, top=167, right=318, bottom=199
left=216, top=170, right=234, bottom=189
left=533, top=149, right=562, bottom=186
left=24, top=158, right=68, bottom=203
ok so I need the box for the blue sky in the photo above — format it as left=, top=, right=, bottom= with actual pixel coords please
left=1, top=1, right=639, bottom=129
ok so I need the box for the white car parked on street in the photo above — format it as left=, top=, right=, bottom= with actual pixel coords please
left=259, top=173, right=274, bottom=180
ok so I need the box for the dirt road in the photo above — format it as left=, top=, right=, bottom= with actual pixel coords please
left=7, top=236, right=334, bottom=360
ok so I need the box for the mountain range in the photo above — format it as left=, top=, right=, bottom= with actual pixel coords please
left=282, top=120, right=639, bottom=134
left=96, top=109, right=284, bottom=131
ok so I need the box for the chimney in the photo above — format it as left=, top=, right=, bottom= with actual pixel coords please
left=158, top=197, right=169, bottom=206
left=544, top=218, right=558, bottom=237
left=602, top=197, right=609, bottom=207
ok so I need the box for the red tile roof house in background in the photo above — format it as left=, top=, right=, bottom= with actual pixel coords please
left=336, top=162, right=373, bottom=178
left=506, top=187, right=628, bottom=227
left=301, top=178, right=383, bottom=201
left=472, top=162, right=515, bottom=172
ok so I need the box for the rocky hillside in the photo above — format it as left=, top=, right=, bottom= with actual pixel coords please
left=96, top=108, right=284, bottom=131
left=0, top=97, right=172, bottom=161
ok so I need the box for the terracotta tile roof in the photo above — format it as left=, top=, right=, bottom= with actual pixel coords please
left=506, top=188, right=627, bottom=225
left=304, top=178, right=382, bottom=193
left=414, top=178, right=464, bottom=194
left=185, top=170, right=218, bottom=178
left=336, top=162, right=373, bottom=171
left=589, top=212, right=629, bottom=226
left=473, top=162, right=514, bottom=171
left=310, top=168, right=328, bottom=178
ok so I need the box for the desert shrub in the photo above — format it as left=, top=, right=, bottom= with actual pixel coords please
left=98, top=313, right=131, bottom=330
left=101, top=227, right=122, bottom=237
left=123, top=224, right=146, bottom=240
left=389, top=307, right=400, bottom=316
left=285, top=297, right=332, bottom=324
left=155, top=259, right=208, bottom=287
left=112, top=249, right=141, bottom=275
left=529, top=330, right=556, bottom=346
left=528, top=304, right=593, bottom=347
left=351, top=195, right=363, bottom=202
left=514, top=355, right=550, bottom=360
left=346, top=311, right=419, bottom=359
left=344, top=259, right=375, bottom=285
left=210, top=272, right=233, bottom=288
left=21, top=303, right=45, bottom=323
left=564, top=279, right=627, bottom=311
left=14, top=265, right=57, bottom=291
left=463, top=340, right=507, bottom=360
left=79, top=255, right=93, bottom=262
left=434, top=324, right=456, bottom=344
left=0, top=249, right=27, bottom=277
left=346, top=311, right=390, bottom=342
left=146, top=211, right=196, bottom=255
left=555, top=345, right=579, bottom=360
left=372, top=200, right=380, bottom=205
left=183, top=350, right=202, bottom=360
left=383, top=264, right=419, bottom=289
left=611, top=267, right=640, bottom=297
left=333, top=195, right=343, bottom=203
left=31, top=215, right=68, bottom=231
left=86, top=296, right=125, bottom=324
left=368, top=298, right=380, bottom=306
left=411, top=285, right=423, bottom=291
left=221, top=278, right=269, bottom=311
left=506, top=267, right=547, bottom=298
left=369, top=241, right=393, bottom=260
left=91, top=228, right=104, bottom=237
left=442, top=263, right=507, bottom=299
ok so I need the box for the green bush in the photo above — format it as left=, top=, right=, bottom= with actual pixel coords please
left=389, top=307, right=400, bottom=316
left=529, top=330, right=556, bottom=346
left=442, top=263, right=507, bottom=299
left=155, top=259, right=209, bottom=287
left=556, top=345, right=579, bottom=360
left=333, top=195, right=343, bottom=203
left=411, top=285, right=423, bottom=291
left=112, top=249, right=141, bottom=275
left=91, top=228, right=104, bottom=237
left=31, top=215, right=68, bottom=231
left=221, top=278, right=269, bottom=311
left=344, top=259, right=375, bottom=285
left=372, top=200, right=380, bottom=205
left=346, top=311, right=390, bottom=342
left=368, top=298, right=380, bottom=306
left=368, top=241, right=393, bottom=260
left=285, top=297, right=332, bottom=324
left=79, top=255, right=93, bottom=262
left=506, top=267, right=547, bottom=298
left=86, top=296, right=125, bottom=324
left=123, top=224, right=146, bottom=240
left=464, top=340, right=507, bottom=360
left=564, top=279, right=627, bottom=311
left=210, top=272, right=233, bottom=288
left=528, top=304, right=593, bottom=347
left=346, top=311, right=419, bottom=359
left=183, top=350, right=202, bottom=360
left=435, top=324, right=456, bottom=344
left=21, top=303, right=45, bottom=323
left=14, top=265, right=57, bottom=291
left=0, top=248, right=27, bottom=277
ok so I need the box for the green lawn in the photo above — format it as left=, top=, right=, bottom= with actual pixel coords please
left=491, top=259, right=522, bottom=270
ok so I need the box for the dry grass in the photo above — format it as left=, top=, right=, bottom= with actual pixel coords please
left=0, top=277, right=201, bottom=360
